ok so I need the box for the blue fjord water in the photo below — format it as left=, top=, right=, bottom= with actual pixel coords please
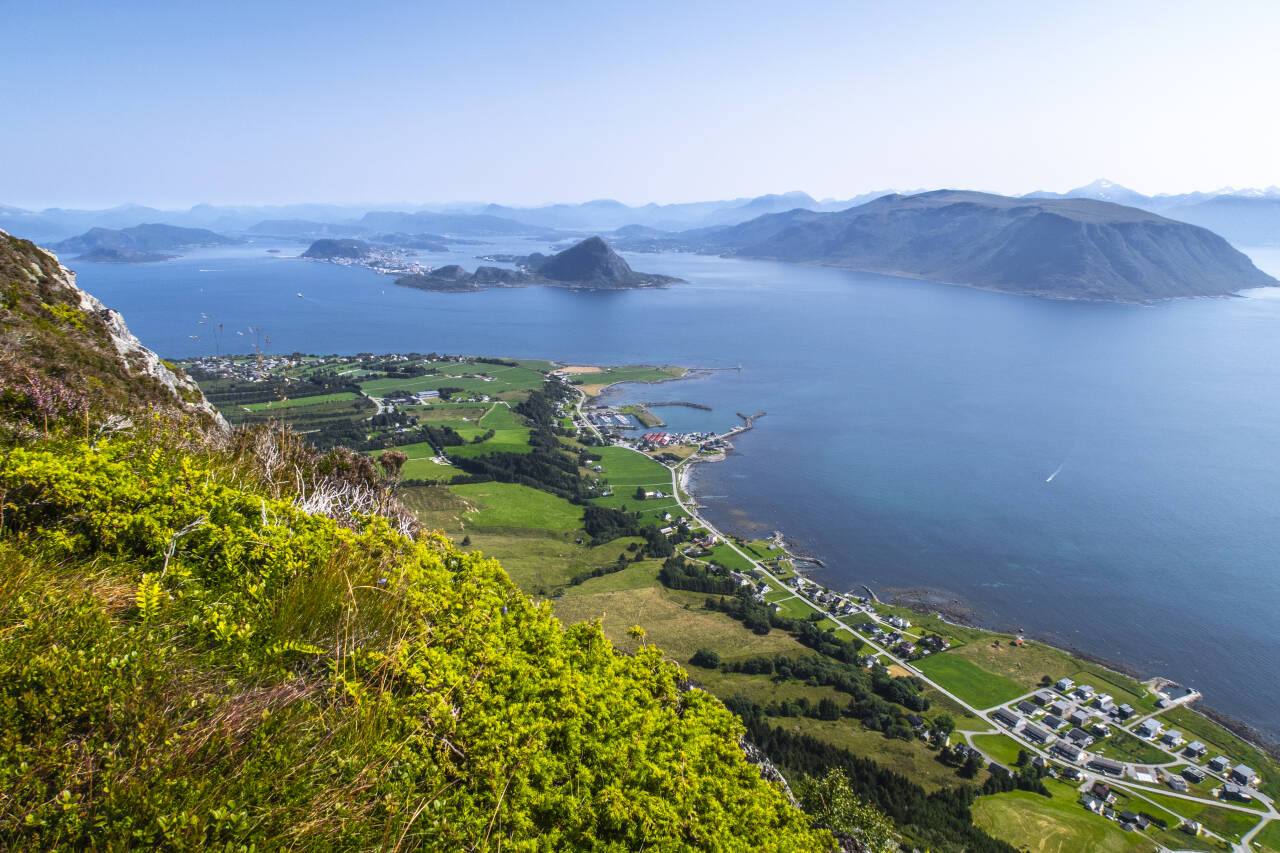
left=70, top=240, right=1280, bottom=739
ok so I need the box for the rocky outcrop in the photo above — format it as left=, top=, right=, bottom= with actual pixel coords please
left=0, top=229, right=223, bottom=427
left=396, top=236, right=680, bottom=293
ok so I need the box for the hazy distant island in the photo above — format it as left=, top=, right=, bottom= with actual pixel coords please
left=624, top=190, right=1278, bottom=303
left=395, top=236, right=681, bottom=292
left=300, top=238, right=373, bottom=260
left=50, top=223, right=238, bottom=262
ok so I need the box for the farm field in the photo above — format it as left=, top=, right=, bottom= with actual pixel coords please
left=451, top=482, right=583, bottom=532
left=243, top=391, right=361, bottom=410
left=916, top=653, right=1027, bottom=709
left=972, top=780, right=1151, bottom=853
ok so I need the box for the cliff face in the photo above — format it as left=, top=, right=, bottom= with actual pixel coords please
left=0, top=229, right=222, bottom=426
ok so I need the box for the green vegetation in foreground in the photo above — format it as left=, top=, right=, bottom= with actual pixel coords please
left=176, top=342, right=1278, bottom=853
left=0, top=423, right=828, bottom=850
left=972, top=780, right=1151, bottom=853
left=916, top=652, right=1027, bottom=708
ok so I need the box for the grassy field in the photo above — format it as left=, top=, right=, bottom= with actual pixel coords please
left=400, top=457, right=457, bottom=481
left=408, top=403, right=489, bottom=423
left=702, top=543, right=756, bottom=572
left=972, top=780, right=1151, bottom=853
left=774, top=596, right=820, bottom=621
left=242, top=391, right=360, bottom=411
left=769, top=716, right=988, bottom=793
left=551, top=584, right=808, bottom=664
left=971, top=733, right=1026, bottom=767
left=1254, top=819, right=1280, bottom=853
left=565, top=365, right=686, bottom=396
left=591, top=446, right=672, bottom=487
left=450, top=482, right=583, bottom=532
left=1119, top=786, right=1261, bottom=841
left=358, top=364, right=547, bottom=398
left=916, top=653, right=1028, bottom=709
left=450, top=427, right=534, bottom=458
left=936, top=632, right=1156, bottom=711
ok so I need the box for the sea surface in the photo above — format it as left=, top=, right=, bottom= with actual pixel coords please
left=69, top=238, right=1280, bottom=740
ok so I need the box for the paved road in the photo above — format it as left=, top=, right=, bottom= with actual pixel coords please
left=570, top=383, right=1276, bottom=851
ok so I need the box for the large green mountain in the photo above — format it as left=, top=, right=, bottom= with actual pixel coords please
left=681, top=191, right=1278, bottom=302
left=0, top=232, right=829, bottom=850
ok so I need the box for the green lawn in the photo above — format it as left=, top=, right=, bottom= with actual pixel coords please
left=479, top=403, right=521, bottom=430
left=449, top=427, right=534, bottom=458
left=1254, top=818, right=1280, bottom=853
left=774, top=596, right=820, bottom=621
left=400, top=457, right=457, bottom=481
left=242, top=391, right=360, bottom=411
left=591, top=446, right=672, bottom=487
left=971, top=733, right=1026, bottom=767
left=450, top=482, right=583, bottom=532
left=916, top=653, right=1027, bottom=709
left=1119, top=787, right=1261, bottom=841
left=972, top=780, right=1151, bottom=853
left=703, top=543, right=756, bottom=572
left=359, top=364, right=547, bottom=398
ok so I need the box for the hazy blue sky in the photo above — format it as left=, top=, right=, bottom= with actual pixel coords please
left=4, top=0, right=1278, bottom=208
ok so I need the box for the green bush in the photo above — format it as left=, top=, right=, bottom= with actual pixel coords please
left=0, top=430, right=831, bottom=851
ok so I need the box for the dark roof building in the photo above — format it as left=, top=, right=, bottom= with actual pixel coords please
left=1053, top=741, right=1083, bottom=761
left=1088, top=756, right=1125, bottom=776
left=1230, top=765, right=1260, bottom=786
left=993, top=708, right=1022, bottom=729
left=1023, top=723, right=1055, bottom=745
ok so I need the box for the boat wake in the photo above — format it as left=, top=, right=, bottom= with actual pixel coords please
left=1045, top=462, right=1065, bottom=483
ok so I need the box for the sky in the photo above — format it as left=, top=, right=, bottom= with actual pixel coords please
left=4, top=0, right=1279, bottom=209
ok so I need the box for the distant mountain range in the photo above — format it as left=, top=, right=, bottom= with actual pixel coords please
left=1024, top=179, right=1280, bottom=246
left=9, top=181, right=1280, bottom=249
left=630, top=191, right=1276, bottom=303
left=51, top=224, right=238, bottom=262
left=395, top=236, right=678, bottom=292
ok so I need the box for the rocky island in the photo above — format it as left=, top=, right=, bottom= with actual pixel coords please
left=395, top=236, right=680, bottom=292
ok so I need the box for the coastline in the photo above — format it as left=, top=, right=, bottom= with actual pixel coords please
left=645, top=370, right=1280, bottom=759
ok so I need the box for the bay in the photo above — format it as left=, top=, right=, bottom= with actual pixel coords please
left=71, top=238, right=1280, bottom=739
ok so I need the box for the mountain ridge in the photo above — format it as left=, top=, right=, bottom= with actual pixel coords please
left=654, top=191, right=1277, bottom=302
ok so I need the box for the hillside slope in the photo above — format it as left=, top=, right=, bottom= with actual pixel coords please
left=0, top=229, right=219, bottom=426
left=705, top=191, right=1277, bottom=302
left=0, top=236, right=829, bottom=850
